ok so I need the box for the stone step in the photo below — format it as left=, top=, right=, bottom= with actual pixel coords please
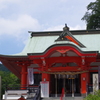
left=27, top=99, right=34, bottom=100
left=41, top=97, right=84, bottom=100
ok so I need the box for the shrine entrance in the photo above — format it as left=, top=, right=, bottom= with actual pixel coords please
left=50, top=74, right=81, bottom=97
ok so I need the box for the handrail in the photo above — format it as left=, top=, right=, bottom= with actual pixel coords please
left=5, top=84, right=39, bottom=90
left=33, top=85, right=41, bottom=100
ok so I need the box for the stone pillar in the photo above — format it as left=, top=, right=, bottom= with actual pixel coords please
left=81, top=73, right=87, bottom=97
left=93, top=74, right=99, bottom=93
left=21, top=65, right=27, bottom=89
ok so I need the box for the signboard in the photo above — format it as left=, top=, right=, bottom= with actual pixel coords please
left=28, top=67, right=34, bottom=85
left=93, top=74, right=99, bottom=93
left=40, top=81, right=49, bottom=97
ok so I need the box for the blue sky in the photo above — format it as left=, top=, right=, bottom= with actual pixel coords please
left=0, top=0, right=96, bottom=55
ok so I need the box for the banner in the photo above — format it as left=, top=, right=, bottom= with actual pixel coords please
left=40, top=81, right=49, bottom=97
left=28, top=67, right=34, bottom=85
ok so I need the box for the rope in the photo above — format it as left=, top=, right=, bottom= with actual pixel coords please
left=39, top=70, right=89, bottom=75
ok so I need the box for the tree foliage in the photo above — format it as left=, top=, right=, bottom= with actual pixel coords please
left=82, top=0, right=100, bottom=29
left=0, top=71, right=20, bottom=97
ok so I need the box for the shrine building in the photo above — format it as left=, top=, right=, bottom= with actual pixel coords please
left=0, top=24, right=100, bottom=97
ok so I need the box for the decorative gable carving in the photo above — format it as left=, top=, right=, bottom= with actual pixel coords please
left=55, top=24, right=86, bottom=48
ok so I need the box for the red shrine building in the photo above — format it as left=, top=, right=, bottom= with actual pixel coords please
left=0, top=25, right=100, bottom=97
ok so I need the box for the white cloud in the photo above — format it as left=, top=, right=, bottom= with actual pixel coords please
left=44, top=25, right=86, bottom=31
left=0, top=14, right=41, bottom=46
left=0, top=14, right=40, bottom=37
left=70, top=25, right=86, bottom=30
left=44, top=25, right=64, bottom=31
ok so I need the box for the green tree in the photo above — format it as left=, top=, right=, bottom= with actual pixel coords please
left=82, top=0, right=100, bottom=29
left=0, top=71, right=20, bottom=97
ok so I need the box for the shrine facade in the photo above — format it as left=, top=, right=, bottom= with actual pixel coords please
left=0, top=25, right=100, bottom=97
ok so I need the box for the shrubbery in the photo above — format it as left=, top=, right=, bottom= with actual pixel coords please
left=84, top=90, right=100, bottom=100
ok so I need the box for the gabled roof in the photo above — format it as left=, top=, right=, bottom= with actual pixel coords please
left=55, top=24, right=86, bottom=48
left=16, top=28, right=100, bottom=56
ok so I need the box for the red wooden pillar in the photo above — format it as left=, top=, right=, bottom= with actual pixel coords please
left=21, top=65, right=27, bottom=89
left=81, top=72, right=88, bottom=97
left=42, top=73, right=50, bottom=81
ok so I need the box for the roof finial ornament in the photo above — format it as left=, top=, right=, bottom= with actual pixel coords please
left=63, top=23, right=69, bottom=31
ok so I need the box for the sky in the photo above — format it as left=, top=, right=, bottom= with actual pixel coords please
left=0, top=0, right=96, bottom=55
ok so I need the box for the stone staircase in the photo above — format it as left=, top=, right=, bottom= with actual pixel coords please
left=2, top=85, right=40, bottom=100
left=41, top=97, right=84, bottom=100
left=27, top=85, right=41, bottom=100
